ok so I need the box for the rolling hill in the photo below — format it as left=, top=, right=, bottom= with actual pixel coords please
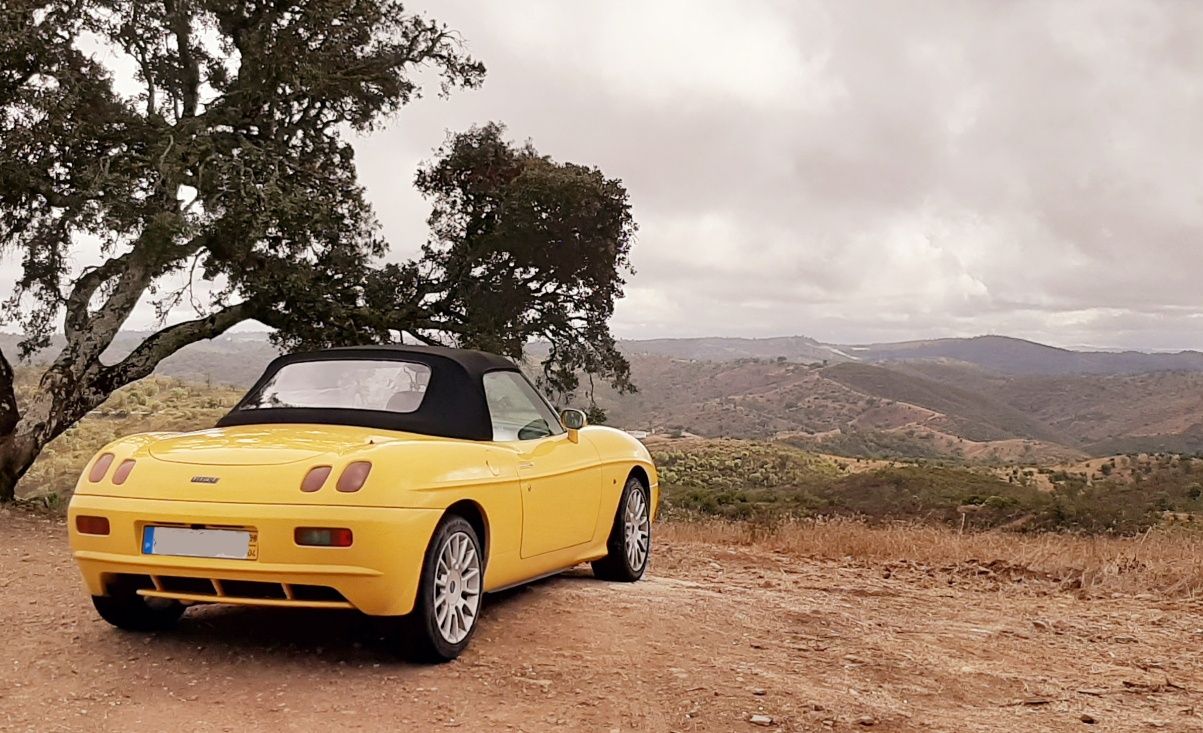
left=619, top=335, right=854, bottom=364
left=6, top=331, right=1203, bottom=460
left=624, top=334, right=1203, bottom=376
left=843, top=335, right=1203, bottom=375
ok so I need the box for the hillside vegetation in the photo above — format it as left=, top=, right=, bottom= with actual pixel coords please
left=650, top=437, right=1203, bottom=535
left=822, top=362, right=1070, bottom=444
left=16, top=373, right=242, bottom=503
left=12, top=370, right=1203, bottom=536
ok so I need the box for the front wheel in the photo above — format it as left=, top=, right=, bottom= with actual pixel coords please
left=398, top=515, right=483, bottom=663
left=592, top=477, right=651, bottom=582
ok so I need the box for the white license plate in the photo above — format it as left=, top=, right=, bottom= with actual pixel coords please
left=142, top=526, right=257, bottom=560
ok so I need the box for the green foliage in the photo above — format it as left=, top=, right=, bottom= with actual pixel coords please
left=1032, top=481, right=1158, bottom=534
left=2, top=3, right=633, bottom=378
left=410, top=123, right=635, bottom=399
left=820, top=466, right=1036, bottom=525
left=584, top=403, right=609, bottom=425
left=783, top=430, right=957, bottom=461
left=655, top=439, right=1203, bottom=535
left=652, top=440, right=839, bottom=520
left=1, top=0, right=485, bottom=354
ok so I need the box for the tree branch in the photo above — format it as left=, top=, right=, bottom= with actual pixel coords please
left=100, top=300, right=258, bottom=388
left=63, top=224, right=208, bottom=364
left=64, top=252, right=138, bottom=342
left=164, top=0, right=200, bottom=118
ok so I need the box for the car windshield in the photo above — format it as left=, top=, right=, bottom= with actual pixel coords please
left=240, top=360, right=432, bottom=413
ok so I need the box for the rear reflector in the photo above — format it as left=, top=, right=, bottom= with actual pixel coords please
left=88, top=453, right=114, bottom=483
left=76, top=515, right=110, bottom=535
left=112, top=459, right=136, bottom=485
left=295, top=527, right=353, bottom=547
left=336, top=461, right=372, bottom=492
left=301, top=466, right=332, bottom=493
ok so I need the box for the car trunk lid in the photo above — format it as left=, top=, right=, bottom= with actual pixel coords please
left=146, top=425, right=389, bottom=466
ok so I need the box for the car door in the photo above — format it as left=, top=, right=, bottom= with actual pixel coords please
left=482, top=371, right=602, bottom=559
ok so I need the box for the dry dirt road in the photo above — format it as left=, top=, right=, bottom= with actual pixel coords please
left=2, top=510, right=1201, bottom=733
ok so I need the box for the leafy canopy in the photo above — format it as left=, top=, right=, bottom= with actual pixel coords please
left=0, top=0, right=634, bottom=500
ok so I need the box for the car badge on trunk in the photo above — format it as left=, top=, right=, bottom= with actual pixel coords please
left=190, top=476, right=220, bottom=484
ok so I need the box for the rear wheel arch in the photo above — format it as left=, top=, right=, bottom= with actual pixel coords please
left=399, top=513, right=483, bottom=662
left=444, top=499, right=489, bottom=565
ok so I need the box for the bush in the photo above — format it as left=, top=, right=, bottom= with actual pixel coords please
left=654, top=438, right=1203, bottom=535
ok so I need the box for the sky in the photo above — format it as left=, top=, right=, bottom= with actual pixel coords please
left=6, top=0, right=1203, bottom=350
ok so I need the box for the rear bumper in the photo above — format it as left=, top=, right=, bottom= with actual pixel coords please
left=68, top=495, right=441, bottom=616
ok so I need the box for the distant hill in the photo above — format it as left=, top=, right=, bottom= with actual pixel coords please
left=623, top=334, right=1203, bottom=376
left=7, top=330, right=1203, bottom=459
left=821, top=362, right=1070, bottom=444
left=844, top=335, right=1203, bottom=375
left=893, top=361, right=1203, bottom=453
left=1, top=331, right=281, bottom=387
left=620, top=336, right=854, bottom=364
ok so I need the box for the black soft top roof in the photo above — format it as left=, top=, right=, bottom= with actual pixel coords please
left=216, top=345, right=522, bottom=441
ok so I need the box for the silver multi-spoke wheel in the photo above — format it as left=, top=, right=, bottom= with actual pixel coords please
left=433, top=530, right=481, bottom=644
left=623, top=487, right=650, bottom=571
left=593, top=477, right=652, bottom=583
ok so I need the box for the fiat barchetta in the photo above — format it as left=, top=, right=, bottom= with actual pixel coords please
left=68, top=345, right=658, bottom=661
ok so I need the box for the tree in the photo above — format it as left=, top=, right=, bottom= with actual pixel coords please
left=410, top=122, right=633, bottom=395
left=0, top=2, right=634, bottom=502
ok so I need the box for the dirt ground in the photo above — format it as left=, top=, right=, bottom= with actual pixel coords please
left=2, top=510, right=1200, bottom=732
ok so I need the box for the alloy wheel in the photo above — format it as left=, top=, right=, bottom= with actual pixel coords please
left=433, top=531, right=481, bottom=644
left=623, top=488, right=650, bottom=571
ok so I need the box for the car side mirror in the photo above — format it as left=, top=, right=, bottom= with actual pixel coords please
left=560, top=409, right=587, bottom=442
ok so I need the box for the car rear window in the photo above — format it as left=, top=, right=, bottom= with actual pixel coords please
left=240, top=360, right=433, bottom=414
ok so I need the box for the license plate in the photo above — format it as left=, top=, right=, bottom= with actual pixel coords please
left=142, top=526, right=257, bottom=560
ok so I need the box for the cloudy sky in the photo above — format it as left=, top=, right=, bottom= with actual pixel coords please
left=350, top=0, right=1203, bottom=350
left=6, top=0, right=1203, bottom=350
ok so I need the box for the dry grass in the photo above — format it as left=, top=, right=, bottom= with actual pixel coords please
left=18, top=375, right=242, bottom=502
left=659, top=517, right=1203, bottom=599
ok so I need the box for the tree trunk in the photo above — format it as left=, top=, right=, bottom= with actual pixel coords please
left=0, top=347, right=26, bottom=502
left=0, top=367, right=123, bottom=503
left=0, top=432, right=39, bottom=503
left=0, top=301, right=260, bottom=504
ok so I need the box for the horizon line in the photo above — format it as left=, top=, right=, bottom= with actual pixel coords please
left=3, top=330, right=1202, bottom=356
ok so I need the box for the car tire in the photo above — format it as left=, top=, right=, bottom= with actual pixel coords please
left=92, top=592, right=185, bottom=632
left=592, top=476, right=651, bottom=582
left=399, top=515, right=484, bottom=663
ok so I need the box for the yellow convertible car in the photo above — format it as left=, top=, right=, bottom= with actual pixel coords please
left=68, top=345, right=658, bottom=661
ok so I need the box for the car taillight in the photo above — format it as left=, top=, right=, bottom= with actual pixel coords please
left=301, top=466, right=332, bottom=493
left=75, top=515, right=110, bottom=535
left=295, top=527, right=353, bottom=547
left=111, top=459, right=136, bottom=485
left=336, top=461, right=371, bottom=492
left=88, top=453, right=114, bottom=483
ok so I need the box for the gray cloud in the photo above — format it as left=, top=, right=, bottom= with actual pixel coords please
left=349, top=0, right=1203, bottom=349
left=7, top=0, right=1203, bottom=351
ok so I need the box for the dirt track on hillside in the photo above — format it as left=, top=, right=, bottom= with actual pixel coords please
left=2, top=510, right=1201, bottom=732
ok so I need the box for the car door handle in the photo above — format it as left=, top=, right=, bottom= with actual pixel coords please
left=519, top=461, right=535, bottom=469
